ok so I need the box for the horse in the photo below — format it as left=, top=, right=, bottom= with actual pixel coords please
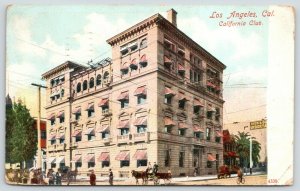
left=131, top=170, right=148, bottom=185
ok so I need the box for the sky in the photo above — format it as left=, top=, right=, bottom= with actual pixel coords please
left=6, top=5, right=270, bottom=123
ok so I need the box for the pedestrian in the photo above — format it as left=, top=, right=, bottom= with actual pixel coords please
left=56, top=170, right=62, bottom=185
left=89, top=170, right=96, bottom=186
left=109, top=169, right=113, bottom=185
left=47, top=170, right=54, bottom=185
left=153, top=162, right=159, bottom=175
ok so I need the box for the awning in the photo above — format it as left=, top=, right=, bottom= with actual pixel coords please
left=48, top=134, right=56, bottom=141
left=118, top=120, right=129, bottom=129
left=164, top=39, right=173, bottom=45
left=130, top=59, right=138, bottom=69
left=115, top=151, right=130, bottom=161
left=133, top=150, right=147, bottom=160
left=120, top=46, right=128, bottom=53
left=72, top=155, right=82, bottom=162
left=139, top=55, right=147, bottom=64
left=56, top=133, right=65, bottom=139
left=194, top=99, right=204, bottom=107
left=164, top=56, right=172, bottom=66
left=56, top=156, right=65, bottom=164
left=133, top=117, right=147, bottom=126
left=47, top=157, right=56, bottom=164
left=207, top=81, right=216, bottom=88
left=207, top=105, right=215, bottom=112
left=208, top=154, right=217, bottom=161
left=84, top=103, right=94, bottom=111
left=178, top=93, right=189, bottom=101
left=178, top=122, right=188, bottom=129
left=121, top=64, right=129, bottom=71
left=117, top=92, right=129, bottom=101
left=165, top=87, right=176, bottom=97
left=164, top=117, right=175, bottom=126
left=84, top=154, right=95, bottom=162
left=97, top=125, right=110, bottom=133
left=178, top=64, right=185, bottom=73
left=98, top=152, right=110, bottom=162
left=134, top=86, right=147, bottom=96
left=215, top=131, right=223, bottom=137
left=47, top=113, right=55, bottom=120
left=128, top=41, right=138, bottom=49
left=178, top=47, right=185, bottom=54
left=72, top=130, right=82, bottom=137
left=193, top=125, right=204, bottom=132
left=56, top=111, right=64, bottom=118
left=72, top=107, right=81, bottom=114
left=84, top=128, right=95, bottom=135
left=98, top=98, right=109, bottom=107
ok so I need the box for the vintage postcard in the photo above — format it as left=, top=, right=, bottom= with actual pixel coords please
left=5, top=5, right=294, bottom=186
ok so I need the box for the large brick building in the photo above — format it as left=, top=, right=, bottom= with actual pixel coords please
left=42, top=9, right=226, bottom=177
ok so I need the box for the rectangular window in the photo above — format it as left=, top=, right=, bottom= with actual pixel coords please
left=88, top=134, right=95, bottom=141
left=178, top=129, right=185, bottom=136
left=102, top=161, right=110, bottom=168
left=207, top=111, right=213, bottom=119
left=190, top=69, right=193, bottom=82
left=120, top=160, right=130, bottom=167
left=88, top=110, right=95, bottom=118
left=75, top=136, right=82, bottom=142
left=137, top=126, right=147, bottom=133
left=75, top=162, right=82, bottom=168
left=179, top=152, right=184, bottom=167
left=207, top=161, right=213, bottom=168
left=164, top=150, right=170, bottom=167
left=121, top=129, right=129, bottom=135
left=59, top=163, right=65, bottom=169
left=102, top=132, right=110, bottom=139
left=215, top=136, right=221, bottom=143
left=137, top=160, right=147, bottom=167
left=164, top=96, right=172, bottom=104
left=50, top=140, right=56, bottom=145
left=75, top=113, right=81, bottom=120
left=194, top=106, right=200, bottom=114
left=164, top=126, right=172, bottom=134
left=137, top=95, right=147, bottom=105
left=51, top=119, right=55, bottom=126
left=59, top=138, right=65, bottom=144
left=88, top=162, right=95, bottom=168
left=51, top=163, right=56, bottom=168
left=178, top=100, right=186, bottom=109
left=60, top=117, right=65, bottom=123
left=102, top=106, right=109, bottom=114
left=206, top=128, right=211, bottom=141
left=121, top=100, right=129, bottom=109
left=41, top=131, right=46, bottom=139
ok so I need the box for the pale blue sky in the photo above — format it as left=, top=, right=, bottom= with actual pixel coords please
left=6, top=5, right=270, bottom=123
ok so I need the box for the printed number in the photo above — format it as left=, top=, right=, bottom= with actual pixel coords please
left=268, top=179, right=279, bottom=184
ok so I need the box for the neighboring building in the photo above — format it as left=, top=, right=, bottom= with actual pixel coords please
left=32, top=120, right=47, bottom=171
left=222, top=130, right=238, bottom=167
left=42, top=9, right=226, bottom=177
left=224, top=120, right=267, bottom=164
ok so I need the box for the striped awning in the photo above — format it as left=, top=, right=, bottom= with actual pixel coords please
left=56, top=111, right=64, bottom=118
left=47, top=113, right=56, bottom=120
left=47, top=157, right=56, bottom=164
left=117, top=92, right=129, bottom=101
left=48, top=134, right=56, bottom=141
left=178, top=93, right=189, bottom=101
left=84, top=154, right=95, bottom=162
left=117, top=120, right=129, bottom=129
left=134, top=86, right=147, bottom=96
left=178, top=64, right=185, bottom=72
left=178, top=122, right=188, bottom=129
left=72, top=155, right=82, bottom=162
left=139, top=55, right=147, bottom=64
left=121, top=63, right=129, bottom=71
left=97, top=125, right=109, bottom=133
left=98, top=152, right=110, bottom=162
left=84, top=128, right=95, bottom=135
left=84, top=103, right=94, bottom=111
left=208, top=154, right=217, bottom=161
left=115, top=151, right=130, bottom=161
left=130, top=59, right=138, bottom=68
left=56, top=133, right=65, bottom=139
left=133, top=117, right=147, bottom=126
left=194, top=99, right=204, bottom=107
left=193, top=125, right=204, bottom=132
left=72, top=130, right=82, bottom=137
left=56, top=156, right=65, bottom=164
left=133, top=150, right=147, bottom=160
left=72, top=107, right=81, bottom=114
left=98, top=98, right=109, bottom=107
left=215, top=131, right=223, bottom=137
left=165, top=87, right=176, bottom=96
left=164, top=55, right=172, bottom=65
left=164, top=117, right=175, bottom=126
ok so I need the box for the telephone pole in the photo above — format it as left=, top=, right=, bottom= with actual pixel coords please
left=31, top=83, right=47, bottom=169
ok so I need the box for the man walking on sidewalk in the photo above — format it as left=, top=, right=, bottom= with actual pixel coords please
left=109, top=169, right=113, bottom=185
left=90, top=170, right=96, bottom=186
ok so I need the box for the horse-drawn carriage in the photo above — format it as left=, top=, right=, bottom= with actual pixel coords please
left=131, top=170, right=172, bottom=185
left=217, top=165, right=240, bottom=179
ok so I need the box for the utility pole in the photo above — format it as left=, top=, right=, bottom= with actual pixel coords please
left=31, top=83, right=47, bottom=170
left=250, top=136, right=253, bottom=175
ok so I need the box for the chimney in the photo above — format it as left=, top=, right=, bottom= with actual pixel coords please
left=167, top=9, right=177, bottom=27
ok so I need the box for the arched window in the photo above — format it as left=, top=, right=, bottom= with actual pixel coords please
left=139, top=54, right=147, bottom=68
left=96, top=74, right=102, bottom=86
left=50, top=80, right=55, bottom=87
left=83, top=80, right=88, bottom=91
left=140, top=38, right=147, bottom=49
left=89, top=77, right=95, bottom=88
left=76, top=83, right=81, bottom=93
left=130, top=59, right=138, bottom=71
left=103, top=72, right=109, bottom=80
left=61, top=89, right=65, bottom=97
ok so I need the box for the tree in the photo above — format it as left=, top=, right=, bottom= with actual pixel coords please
left=6, top=102, right=37, bottom=167
left=234, top=131, right=261, bottom=168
